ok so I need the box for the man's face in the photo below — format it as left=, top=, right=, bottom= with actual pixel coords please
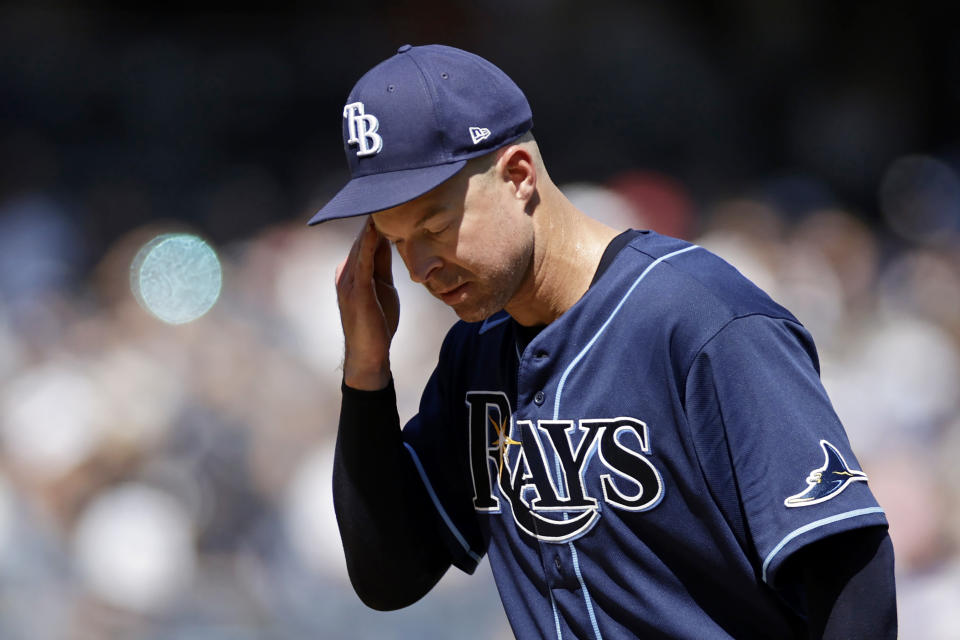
left=372, top=160, right=534, bottom=322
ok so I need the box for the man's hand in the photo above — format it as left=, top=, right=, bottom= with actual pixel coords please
left=336, top=217, right=400, bottom=390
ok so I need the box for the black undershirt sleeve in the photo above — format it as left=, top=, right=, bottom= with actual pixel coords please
left=332, top=378, right=453, bottom=610
left=780, top=526, right=898, bottom=639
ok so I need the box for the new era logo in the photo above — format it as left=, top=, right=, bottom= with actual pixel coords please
left=469, top=127, right=491, bottom=144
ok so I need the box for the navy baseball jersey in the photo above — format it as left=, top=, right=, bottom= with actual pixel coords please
left=400, top=230, right=886, bottom=639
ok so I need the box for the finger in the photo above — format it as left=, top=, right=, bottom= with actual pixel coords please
left=337, top=219, right=367, bottom=284
left=337, top=218, right=378, bottom=292
left=353, top=217, right=379, bottom=281
left=373, top=229, right=394, bottom=286
left=335, top=255, right=348, bottom=287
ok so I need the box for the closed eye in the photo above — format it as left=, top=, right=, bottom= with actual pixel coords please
left=424, top=223, right=450, bottom=237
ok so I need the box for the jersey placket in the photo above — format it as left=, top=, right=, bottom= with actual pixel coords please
left=513, top=330, right=601, bottom=640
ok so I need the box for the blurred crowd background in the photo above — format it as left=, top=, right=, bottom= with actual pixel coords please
left=1, top=1, right=959, bottom=638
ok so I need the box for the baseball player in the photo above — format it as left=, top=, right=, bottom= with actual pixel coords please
left=311, top=44, right=897, bottom=639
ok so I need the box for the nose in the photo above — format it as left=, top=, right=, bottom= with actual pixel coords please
left=399, top=240, right=443, bottom=284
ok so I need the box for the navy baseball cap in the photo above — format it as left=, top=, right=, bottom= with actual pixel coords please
left=308, top=44, right=533, bottom=225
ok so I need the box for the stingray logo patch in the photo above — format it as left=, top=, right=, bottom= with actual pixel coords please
left=785, top=440, right=867, bottom=507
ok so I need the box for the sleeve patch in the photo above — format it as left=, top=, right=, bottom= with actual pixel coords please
left=784, top=440, right=868, bottom=508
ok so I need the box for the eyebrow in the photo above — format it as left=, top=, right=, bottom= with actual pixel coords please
left=413, top=204, right=448, bottom=229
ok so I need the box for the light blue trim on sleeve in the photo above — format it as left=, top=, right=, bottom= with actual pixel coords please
left=761, top=506, right=886, bottom=583
left=404, top=442, right=482, bottom=565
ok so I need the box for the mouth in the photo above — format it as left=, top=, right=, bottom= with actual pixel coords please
left=435, top=282, right=469, bottom=304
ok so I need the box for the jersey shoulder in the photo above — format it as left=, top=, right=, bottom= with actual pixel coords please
left=586, top=231, right=810, bottom=378
left=617, top=230, right=799, bottom=325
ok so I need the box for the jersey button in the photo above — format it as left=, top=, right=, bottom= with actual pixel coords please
left=554, top=556, right=562, bottom=570
left=534, top=390, right=545, bottom=405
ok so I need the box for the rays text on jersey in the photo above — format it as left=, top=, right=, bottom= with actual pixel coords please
left=466, top=391, right=664, bottom=542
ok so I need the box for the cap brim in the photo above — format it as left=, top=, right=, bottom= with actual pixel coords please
left=308, top=160, right=469, bottom=225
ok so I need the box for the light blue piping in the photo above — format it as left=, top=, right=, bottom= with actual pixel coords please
left=549, top=244, right=701, bottom=640
left=480, top=312, right=511, bottom=334
left=404, top=443, right=482, bottom=564
left=551, top=591, right=563, bottom=639
left=552, top=244, right=700, bottom=420
left=761, top=507, right=886, bottom=583
left=569, top=542, right=602, bottom=640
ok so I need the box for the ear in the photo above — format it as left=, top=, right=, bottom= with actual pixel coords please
left=496, top=144, right=536, bottom=204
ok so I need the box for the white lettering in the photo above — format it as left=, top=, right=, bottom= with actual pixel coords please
left=343, top=101, right=383, bottom=157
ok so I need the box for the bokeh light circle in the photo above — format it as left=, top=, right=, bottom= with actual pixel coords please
left=130, top=233, right=222, bottom=324
left=72, top=483, right=196, bottom=613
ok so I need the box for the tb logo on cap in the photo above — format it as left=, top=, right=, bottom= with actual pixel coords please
left=343, top=102, right=383, bottom=157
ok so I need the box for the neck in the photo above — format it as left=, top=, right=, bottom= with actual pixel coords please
left=505, top=188, right=620, bottom=327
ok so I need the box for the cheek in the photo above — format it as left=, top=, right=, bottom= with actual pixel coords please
left=457, top=203, right=532, bottom=269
